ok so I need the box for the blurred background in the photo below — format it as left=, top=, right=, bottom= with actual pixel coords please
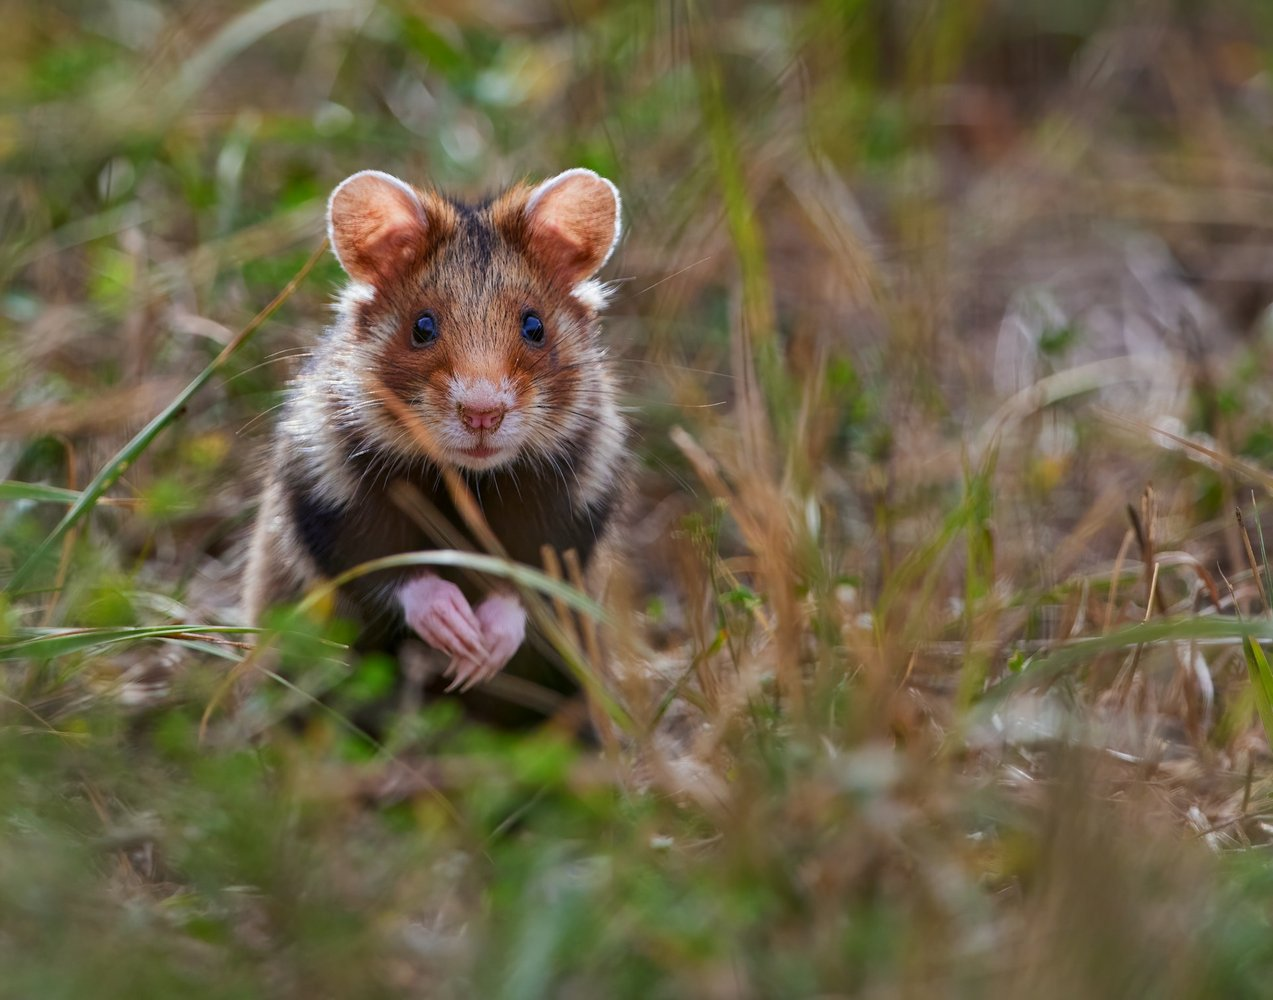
left=6, top=0, right=1273, bottom=996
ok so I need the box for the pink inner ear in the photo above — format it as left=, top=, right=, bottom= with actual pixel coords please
left=537, top=221, right=590, bottom=270
left=525, top=170, right=620, bottom=285
left=328, top=171, right=429, bottom=287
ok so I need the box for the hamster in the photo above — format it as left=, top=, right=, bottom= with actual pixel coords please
left=244, top=167, right=628, bottom=722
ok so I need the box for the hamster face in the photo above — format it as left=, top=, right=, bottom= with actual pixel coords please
left=361, top=218, right=597, bottom=472
left=322, top=169, right=621, bottom=475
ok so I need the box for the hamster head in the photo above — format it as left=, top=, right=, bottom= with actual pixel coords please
left=324, top=167, right=622, bottom=473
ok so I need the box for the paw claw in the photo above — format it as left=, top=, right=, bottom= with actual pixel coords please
left=415, top=590, right=527, bottom=692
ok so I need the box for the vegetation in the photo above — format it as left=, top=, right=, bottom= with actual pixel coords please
left=6, top=0, right=1273, bottom=994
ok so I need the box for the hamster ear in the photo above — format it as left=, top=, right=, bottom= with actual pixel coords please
left=523, top=168, right=621, bottom=286
left=328, top=170, right=432, bottom=287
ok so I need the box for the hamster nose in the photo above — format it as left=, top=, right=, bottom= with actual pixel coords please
left=458, top=404, right=505, bottom=432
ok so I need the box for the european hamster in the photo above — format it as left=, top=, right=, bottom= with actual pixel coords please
left=244, top=167, right=627, bottom=723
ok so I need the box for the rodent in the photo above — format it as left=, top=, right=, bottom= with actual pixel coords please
left=244, top=167, right=628, bottom=726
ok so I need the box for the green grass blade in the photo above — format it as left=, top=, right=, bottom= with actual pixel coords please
left=959, top=447, right=997, bottom=709
left=0, top=482, right=87, bottom=505
left=294, top=550, right=611, bottom=624
left=990, top=615, right=1273, bottom=701
left=4, top=240, right=327, bottom=596
left=1242, top=636, right=1273, bottom=746
left=0, top=624, right=265, bottom=661
left=8, top=377, right=219, bottom=593
left=200, top=547, right=624, bottom=738
left=310, top=550, right=623, bottom=727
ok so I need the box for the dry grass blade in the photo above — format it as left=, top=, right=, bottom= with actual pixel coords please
left=0, top=384, right=186, bottom=441
left=7, top=3, right=1273, bottom=994
left=197, top=549, right=615, bottom=739
left=368, top=375, right=619, bottom=716
left=1101, top=409, right=1273, bottom=494
left=5, top=239, right=330, bottom=595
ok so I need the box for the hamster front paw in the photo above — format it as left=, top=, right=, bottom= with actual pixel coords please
left=445, top=593, right=526, bottom=692
left=398, top=574, right=486, bottom=663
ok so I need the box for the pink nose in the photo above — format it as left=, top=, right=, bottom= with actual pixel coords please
left=458, top=404, right=505, bottom=431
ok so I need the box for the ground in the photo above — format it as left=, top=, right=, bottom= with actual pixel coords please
left=5, top=1, right=1273, bottom=996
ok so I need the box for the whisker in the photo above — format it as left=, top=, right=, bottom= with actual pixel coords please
left=634, top=256, right=714, bottom=295
left=237, top=400, right=290, bottom=436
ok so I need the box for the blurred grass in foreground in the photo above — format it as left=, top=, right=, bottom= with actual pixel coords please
left=6, top=0, right=1273, bottom=995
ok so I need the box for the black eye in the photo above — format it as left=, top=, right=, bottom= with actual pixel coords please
left=521, top=310, right=545, bottom=346
left=412, top=311, right=438, bottom=347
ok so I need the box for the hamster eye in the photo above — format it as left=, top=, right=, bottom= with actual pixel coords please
left=521, top=310, right=545, bottom=346
left=412, top=311, right=438, bottom=347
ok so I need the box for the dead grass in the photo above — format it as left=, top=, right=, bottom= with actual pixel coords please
left=4, top=0, right=1273, bottom=995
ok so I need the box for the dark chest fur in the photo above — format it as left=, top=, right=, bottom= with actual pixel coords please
left=285, top=438, right=618, bottom=640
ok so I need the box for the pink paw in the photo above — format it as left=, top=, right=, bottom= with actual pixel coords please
left=445, top=593, right=527, bottom=692
left=398, top=574, right=485, bottom=663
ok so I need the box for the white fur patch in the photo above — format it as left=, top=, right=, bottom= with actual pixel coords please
left=569, top=372, right=626, bottom=509
left=447, top=376, right=517, bottom=411
left=572, top=279, right=614, bottom=313
left=281, top=378, right=359, bottom=507
left=336, top=282, right=376, bottom=309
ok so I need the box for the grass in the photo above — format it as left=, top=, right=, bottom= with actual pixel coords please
left=6, top=0, right=1273, bottom=995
